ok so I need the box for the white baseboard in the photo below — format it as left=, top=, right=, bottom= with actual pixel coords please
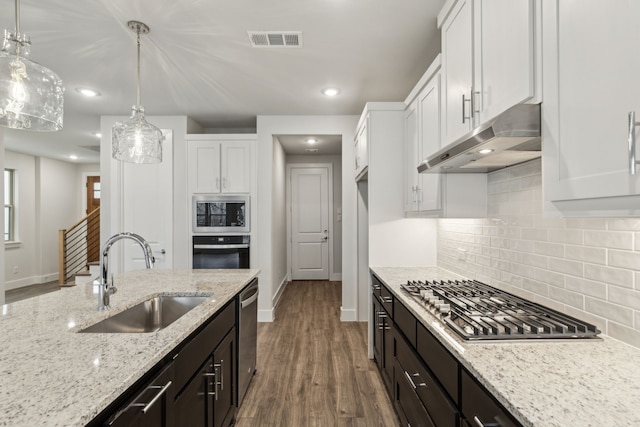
left=340, top=306, right=357, bottom=322
left=272, top=276, right=289, bottom=310
left=257, top=276, right=288, bottom=323
left=330, top=273, right=342, bottom=281
left=5, top=273, right=58, bottom=291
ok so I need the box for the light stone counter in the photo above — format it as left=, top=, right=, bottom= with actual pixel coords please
left=371, top=266, right=640, bottom=427
left=0, top=268, right=259, bottom=427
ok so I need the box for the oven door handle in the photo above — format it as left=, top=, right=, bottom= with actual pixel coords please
left=193, top=244, right=250, bottom=249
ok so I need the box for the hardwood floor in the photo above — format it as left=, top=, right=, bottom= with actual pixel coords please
left=5, top=281, right=60, bottom=304
left=236, top=280, right=399, bottom=427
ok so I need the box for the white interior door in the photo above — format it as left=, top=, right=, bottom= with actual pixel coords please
left=122, top=131, right=173, bottom=271
left=290, top=166, right=330, bottom=280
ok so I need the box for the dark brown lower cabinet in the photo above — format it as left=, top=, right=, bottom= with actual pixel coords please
left=212, top=330, right=236, bottom=427
left=90, top=294, right=243, bottom=427
left=394, top=356, right=434, bottom=427
left=461, top=370, right=520, bottom=427
left=106, top=363, right=175, bottom=427
left=394, top=325, right=457, bottom=427
left=372, top=289, right=393, bottom=396
left=174, top=361, right=208, bottom=427
left=371, top=273, right=523, bottom=427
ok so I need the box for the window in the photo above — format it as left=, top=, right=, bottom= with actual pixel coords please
left=4, top=169, right=15, bottom=242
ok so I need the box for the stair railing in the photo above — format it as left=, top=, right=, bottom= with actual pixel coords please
left=58, top=207, right=100, bottom=285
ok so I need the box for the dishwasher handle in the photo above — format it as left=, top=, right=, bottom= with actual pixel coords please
left=240, top=284, right=259, bottom=308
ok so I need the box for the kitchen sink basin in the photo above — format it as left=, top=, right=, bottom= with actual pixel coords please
left=79, top=295, right=209, bottom=333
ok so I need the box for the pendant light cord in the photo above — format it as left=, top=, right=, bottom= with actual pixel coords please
left=14, top=0, right=20, bottom=35
left=136, top=26, right=141, bottom=111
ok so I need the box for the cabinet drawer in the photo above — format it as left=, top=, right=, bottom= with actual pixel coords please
left=174, top=300, right=236, bottom=395
left=394, top=358, right=435, bottom=427
left=394, top=300, right=416, bottom=346
left=396, top=330, right=457, bottom=427
left=461, top=370, right=521, bottom=427
left=416, top=322, right=459, bottom=404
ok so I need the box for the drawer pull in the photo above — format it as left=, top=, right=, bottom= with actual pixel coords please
left=473, top=415, right=500, bottom=427
left=404, top=371, right=426, bottom=389
left=141, top=381, right=172, bottom=414
left=382, top=296, right=393, bottom=304
left=628, top=111, right=640, bottom=174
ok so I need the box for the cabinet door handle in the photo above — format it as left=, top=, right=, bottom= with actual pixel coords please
left=462, top=93, right=472, bottom=124
left=141, top=381, right=172, bottom=414
left=628, top=111, right=640, bottom=174
left=404, top=371, right=426, bottom=389
left=216, top=177, right=220, bottom=191
left=473, top=415, right=501, bottom=427
left=222, top=177, right=227, bottom=189
left=382, top=296, right=393, bottom=304
left=472, top=88, right=480, bottom=117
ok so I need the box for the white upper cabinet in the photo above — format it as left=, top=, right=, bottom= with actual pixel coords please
left=473, top=0, right=537, bottom=124
left=542, top=0, right=640, bottom=215
left=187, top=136, right=254, bottom=194
left=440, top=0, right=474, bottom=144
left=403, top=57, right=487, bottom=217
left=438, top=0, right=538, bottom=146
left=404, top=99, right=420, bottom=211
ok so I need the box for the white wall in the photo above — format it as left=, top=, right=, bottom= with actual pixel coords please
left=286, top=153, right=343, bottom=278
left=4, top=151, right=85, bottom=289
left=438, top=158, right=640, bottom=349
left=38, top=157, right=79, bottom=281
left=367, top=107, right=438, bottom=270
left=256, top=115, right=358, bottom=322
left=4, top=151, right=37, bottom=289
left=271, top=137, right=288, bottom=305
left=0, top=128, right=5, bottom=304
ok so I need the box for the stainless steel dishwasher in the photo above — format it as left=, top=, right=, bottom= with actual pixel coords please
left=238, top=279, right=258, bottom=406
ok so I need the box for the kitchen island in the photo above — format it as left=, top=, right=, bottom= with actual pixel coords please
left=372, top=266, right=640, bottom=427
left=0, top=268, right=259, bottom=427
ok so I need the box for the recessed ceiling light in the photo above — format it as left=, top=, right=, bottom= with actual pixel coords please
left=76, top=88, right=101, bottom=97
left=93, top=132, right=102, bottom=138
left=322, top=87, right=340, bottom=97
left=69, top=154, right=78, bottom=160
left=306, top=138, right=317, bottom=145
left=478, top=148, right=494, bottom=155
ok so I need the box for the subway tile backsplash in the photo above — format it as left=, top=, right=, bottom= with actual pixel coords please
left=437, top=158, right=640, bottom=348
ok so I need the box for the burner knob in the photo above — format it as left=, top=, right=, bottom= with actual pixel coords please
left=437, top=304, right=451, bottom=314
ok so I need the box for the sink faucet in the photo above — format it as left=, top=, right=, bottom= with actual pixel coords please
left=98, top=232, right=155, bottom=311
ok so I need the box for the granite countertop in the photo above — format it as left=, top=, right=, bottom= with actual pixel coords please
left=371, top=266, right=640, bottom=427
left=0, top=268, right=260, bottom=427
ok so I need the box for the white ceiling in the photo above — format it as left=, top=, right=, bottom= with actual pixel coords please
left=277, top=134, right=342, bottom=155
left=1, top=0, right=444, bottom=164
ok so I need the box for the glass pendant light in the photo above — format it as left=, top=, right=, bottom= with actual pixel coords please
left=112, top=21, right=162, bottom=164
left=0, top=0, right=64, bottom=131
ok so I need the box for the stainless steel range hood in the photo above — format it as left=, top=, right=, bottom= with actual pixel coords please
left=418, top=103, right=541, bottom=173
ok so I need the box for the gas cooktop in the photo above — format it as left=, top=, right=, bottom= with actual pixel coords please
left=401, top=279, right=601, bottom=341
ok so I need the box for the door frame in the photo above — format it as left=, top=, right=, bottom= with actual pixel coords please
left=286, top=163, right=334, bottom=281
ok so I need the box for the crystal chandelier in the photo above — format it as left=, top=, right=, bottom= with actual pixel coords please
left=112, top=21, right=162, bottom=164
left=0, top=0, right=64, bottom=131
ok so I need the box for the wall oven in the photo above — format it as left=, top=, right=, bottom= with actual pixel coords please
left=192, top=235, right=250, bottom=269
left=193, top=195, right=250, bottom=233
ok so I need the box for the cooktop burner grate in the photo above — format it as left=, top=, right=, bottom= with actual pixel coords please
left=401, top=279, right=601, bottom=341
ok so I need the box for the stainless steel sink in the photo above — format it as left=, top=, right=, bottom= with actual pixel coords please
left=79, top=295, right=209, bottom=333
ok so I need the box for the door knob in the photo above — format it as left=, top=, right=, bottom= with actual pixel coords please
left=159, top=249, right=166, bottom=254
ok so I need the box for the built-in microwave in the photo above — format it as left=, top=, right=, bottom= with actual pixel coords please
left=192, top=195, right=250, bottom=233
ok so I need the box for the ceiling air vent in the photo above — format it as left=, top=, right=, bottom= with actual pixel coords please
left=248, top=31, right=302, bottom=48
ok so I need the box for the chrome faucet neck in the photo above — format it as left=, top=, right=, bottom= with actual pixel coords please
left=97, top=232, right=155, bottom=311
